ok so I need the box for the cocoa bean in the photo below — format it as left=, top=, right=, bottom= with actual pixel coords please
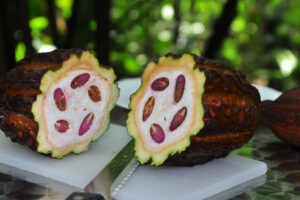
left=174, top=74, right=185, bottom=103
left=54, top=88, right=66, bottom=111
left=170, top=107, right=187, bottom=131
left=151, top=77, right=169, bottom=91
left=143, top=96, right=155, bottom=121
left=150, top=124, right=165, bottom=144
left=79, top=112, right=94, bottom=136
left=71, top=73, right=90, bottom=89
left=88, top=85, right=101, bottom=102
left=55, top=120, right=69, bottom=133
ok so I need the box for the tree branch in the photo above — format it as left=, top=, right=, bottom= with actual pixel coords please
left=65, top=0, right=79, bottom=48
left=18, top=0, right=34, bottom=55
left=47, top=0, right=60, bottom=47
left=203, top=0, right=239, bottom=58
left=173, top=0, right=181, bottom=45
left=0, top=0, right=15, bottom=71
left=95, top=0, right=111, bottom=65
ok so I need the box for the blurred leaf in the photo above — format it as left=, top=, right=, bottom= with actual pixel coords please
left=29, top=16, right=49, bottom=30
left=269, top=0, right=283, bottom=9
left=221, top=38, right=242, bottom=66
left=158, top=30, right=172, bottom=42
left=124, top=57, right=142, bottom=75
left=136, top=54, right=147, bottom=66
left=15, top=42, right=26, bottom=62
left=28, top=0, right=47, bottom=17
left=111, top=7, right=123, bottom=20
left=285, top=1, right=300, bottom=27
left=55, top=0, right=73, bottom=18
left=89, top=20, right=97, bottom=32
left=42, top=35, right=53, bottom=44
left=231, top=143, right=254, bottom=158
left=127, top=41, right=139, bottom=53
left=180, top=0, right=191, bottom=12
left=195, top=0, right=222, bottom=15
left=231, top=16, right=246, bottom=32
left=292, top=34, right=300, bottom=44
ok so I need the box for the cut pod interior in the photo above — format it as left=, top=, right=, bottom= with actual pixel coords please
left=127, top=54, right=206, bottom=165
left=32, top=51, right=119, bottom=158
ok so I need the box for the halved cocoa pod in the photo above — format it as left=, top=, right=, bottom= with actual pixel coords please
left=127, top=53, right=260, bottom=166
left=0, top=49, right=119, bottom=158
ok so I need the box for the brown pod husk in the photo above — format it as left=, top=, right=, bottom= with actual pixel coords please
left=0, top=49, right=119, bottom=158
left=163, top=55, right=260, bottom=166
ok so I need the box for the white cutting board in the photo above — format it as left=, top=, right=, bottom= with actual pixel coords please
left=114, top=155, right=267, bottom=200
left=0, top=123, right=131, bottom=189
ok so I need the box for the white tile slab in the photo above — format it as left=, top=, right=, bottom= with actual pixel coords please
left=114, top=154, right=267, bottom=200
left=0, top=124, right=131, bottom=189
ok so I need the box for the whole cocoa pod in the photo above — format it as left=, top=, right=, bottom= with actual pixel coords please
left=260, top=87, right=300, bottom=148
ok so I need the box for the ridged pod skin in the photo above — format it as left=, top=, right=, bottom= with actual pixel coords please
left=260, top=87, right=300, bottom=148
left=164, top=54, right=260, bottom=166
left=0, top=49, right=119, bottom=157
left=127, top=53, right=261, bottom=166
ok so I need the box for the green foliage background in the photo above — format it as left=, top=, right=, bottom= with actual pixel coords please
left=13, top=0, right=300, bottom=91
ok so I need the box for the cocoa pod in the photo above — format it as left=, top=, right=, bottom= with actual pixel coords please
left=260, top=87, right=300, bottom=148
left=162, top=54, right=261, bottom=166
left=0, top=49, right=83, bottom=151
left=128, top=53, right=261, bottom=166
left=0, top=49, right=119, bottom=158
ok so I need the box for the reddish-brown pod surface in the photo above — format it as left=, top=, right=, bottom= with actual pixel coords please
left=162, top=55, right=261, bottom=166
left=260, top=87, right=300, bottom=148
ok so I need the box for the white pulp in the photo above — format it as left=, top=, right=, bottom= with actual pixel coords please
left=44, top=70, right=110, bottom=147
left=138, top=71, right=195, bottom=150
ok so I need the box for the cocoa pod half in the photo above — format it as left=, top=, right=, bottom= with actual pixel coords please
left=0, top=49, right=119, bottom=158
left=127, top=53, right=261, bottom=166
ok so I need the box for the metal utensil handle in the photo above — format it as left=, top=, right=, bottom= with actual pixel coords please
left=82, top=140, right=136, bottom=200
